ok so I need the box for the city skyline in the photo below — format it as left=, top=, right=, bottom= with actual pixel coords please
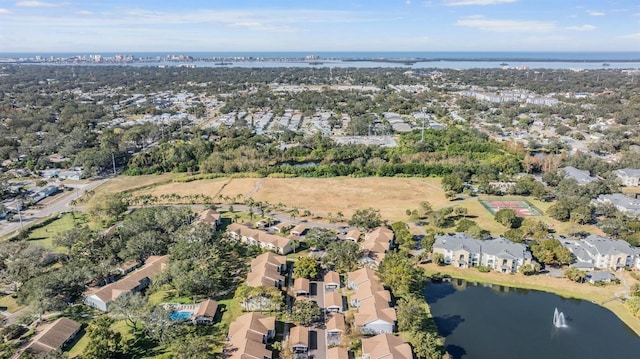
left=0, top=0, right=639, bottom=52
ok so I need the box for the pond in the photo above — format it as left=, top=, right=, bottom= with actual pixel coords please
left=424, top=279, right=640, bottom=359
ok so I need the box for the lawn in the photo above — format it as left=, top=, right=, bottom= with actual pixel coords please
left=26, top=212, right=90, bottom=251
left=94, top=173, right=177, bottom=196
left=0, top=295, right=25, bottom=313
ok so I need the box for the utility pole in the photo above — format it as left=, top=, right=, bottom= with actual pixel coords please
left=17, top=202, right=23, bottom=229
left=112, top=153, right=116, bottom=175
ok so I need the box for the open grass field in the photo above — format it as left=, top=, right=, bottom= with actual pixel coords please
left=135, top=177, right=447, bottom=221
left=127, top=175, right=603, bottom=236
left=0, top=295, right=24, bottom=313
left=26, top=212, right=89, bottom=251
left=421, top=263, right=640, bottom=336
left=133, top=177, right=239, bottom=200
left=94, top=173, right=177, bottom=196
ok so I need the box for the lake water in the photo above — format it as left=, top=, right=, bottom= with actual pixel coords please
left=424, top=279, right=640, bottom=359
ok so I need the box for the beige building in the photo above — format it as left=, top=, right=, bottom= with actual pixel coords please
left=226, top=312, right=276, bottom=359
left=227, top=223, right=296, bottom=254
left=362, top=333, right=413, bottom=359
left=25, top=318, right=82, bottom=355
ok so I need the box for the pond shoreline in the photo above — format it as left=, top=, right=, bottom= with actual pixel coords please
left=420, top=263, right=640, bottom=336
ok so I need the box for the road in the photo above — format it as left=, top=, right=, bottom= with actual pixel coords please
left=0, top=179, right=108, bottom=238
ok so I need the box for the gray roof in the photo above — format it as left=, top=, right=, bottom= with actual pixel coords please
left=434, top=234, right=531, bottom=261
left=562, top=240, right=593, bottom=263
left=586, top=271, right=616, bottom=282
left=483, top=237, right=532, bottom=260
left=615, top=168, right=640, bottom=178
left=561, top=166, right=598, bottom=185
left=434, top=233, right=482, bottom=253
left=597, top=194, right=640, bottom=217
left=583, top=235, right=636, bottom=256
left=572, top=261, right=595, bottom=269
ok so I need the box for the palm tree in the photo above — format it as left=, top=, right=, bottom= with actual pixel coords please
left=291, top=208, right=299, bottom=221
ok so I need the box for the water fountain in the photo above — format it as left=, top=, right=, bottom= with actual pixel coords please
left=553, top=308, right=567, bottom=328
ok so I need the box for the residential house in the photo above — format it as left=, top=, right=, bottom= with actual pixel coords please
left=226, top=312, right=275, bottom=359
left=246, top=252, right=287, bottom=288
left=347, top=268, right=380, bottom=292
left=562, top=235, right=639, bottom=270
left=58, top=169, right=83, bottom=181
left=349, top=282, right=391, bottom=308
left=324, top=271, right=341, bottom=290
left=198, top=209, right=221, bottom=231
left=586, top=271, right=617, bottom=284
left=290, top=223, right=307, bottom=237
left=193, top=299, right=219, bottom=324
left=293, top=278, right=310, bottom=296
left=480, top=237, right=533, bottom=273
left=326, top=313, right=346, bottom=346
left=432, top=233, right=482, bottom=269
left=288, top=326, right=309, bottom=354
left=272, top=221, right=294, bottom=233
left=595, top=194, right=640, bottom=218
left=354, top=300, right=397, bottom=335
left=432, top=233, right=532, bottom=273
left=615, top=168, right=640, bottom=187
left=227, top=223, right=296, bottom=254
left=361, top=334, right=413, bottom=359
left=24, top=318, right=82, bottom=355
left=327, top=347, right=349, bottom=359
left=324, top=291, right=344, bottom=313
left=561, top=166, right=598, bottom=185
left=360, top=227, right=394, bottom=264
left=347, top=267, right=396, bottom=335
left=83, top=255, right=168, bottom=312
left=345, top=229, right=361, bottom=241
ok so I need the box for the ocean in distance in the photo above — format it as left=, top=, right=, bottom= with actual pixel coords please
left=3, top=51, right=640, bottom=70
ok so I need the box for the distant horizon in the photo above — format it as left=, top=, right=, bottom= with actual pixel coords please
left=1, top=1, right=638, bottom=52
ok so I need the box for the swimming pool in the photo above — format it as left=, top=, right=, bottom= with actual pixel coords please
left=169, top=311, right=192, bottom=320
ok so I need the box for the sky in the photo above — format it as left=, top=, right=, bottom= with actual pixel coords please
left=0, top=0, right=639, bottom=53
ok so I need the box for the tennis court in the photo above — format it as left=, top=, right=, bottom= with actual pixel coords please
left=479, top=199, right=542, bottom=217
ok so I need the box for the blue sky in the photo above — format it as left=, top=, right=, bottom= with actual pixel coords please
left=0, top=0, right=639, bottom=52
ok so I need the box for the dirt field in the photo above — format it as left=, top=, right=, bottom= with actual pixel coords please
left=132, top=176, right=447, bottom=221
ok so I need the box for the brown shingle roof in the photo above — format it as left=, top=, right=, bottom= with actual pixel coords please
left=246, top=252, right=286, bottom=288
left=26, top=318, right=81, bottom=354
left=354, top=300, right=397, bottom=327
left=360, top=227, right=393, bottom=263
left=289, top=326, right=309, bottom=348
left=327, top=347, right=350, bottom=359
left=346, top=229, right=361, bottom=241
left=293, top=277, right=310, bottom=294
left=326, top=313, right=346, bottom=333
left=199, top=209, right=220, bottom=224
left=347, top=268, right=379, bottom=289
left=195, top=299, right=218, bottom=318
left=324, top=291, right=343, bottom=310
left=226, top=312, right=275, bottom=359
left=362, top=333, right=413, bottom=359
left=227, top=223, right=293, bottom=251
left=84, top=255, right=168, bottom=303
left=324, top=271, right=340, bottom=286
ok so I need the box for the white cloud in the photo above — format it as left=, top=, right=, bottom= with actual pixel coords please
left=75, top=10, right=93, bottom=16
left=456, top=15, right=555, bottom=32
left=586, top=10, right=605, bottom=16
left=619, top=33, right=640, bottom=40
left=0, top=8, right=13, bottom=14
left=16, top=1, right=67, bottom=7
left=565, top=25, right=595, bottom=31
left=444, top=0, right=517, bottom=6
